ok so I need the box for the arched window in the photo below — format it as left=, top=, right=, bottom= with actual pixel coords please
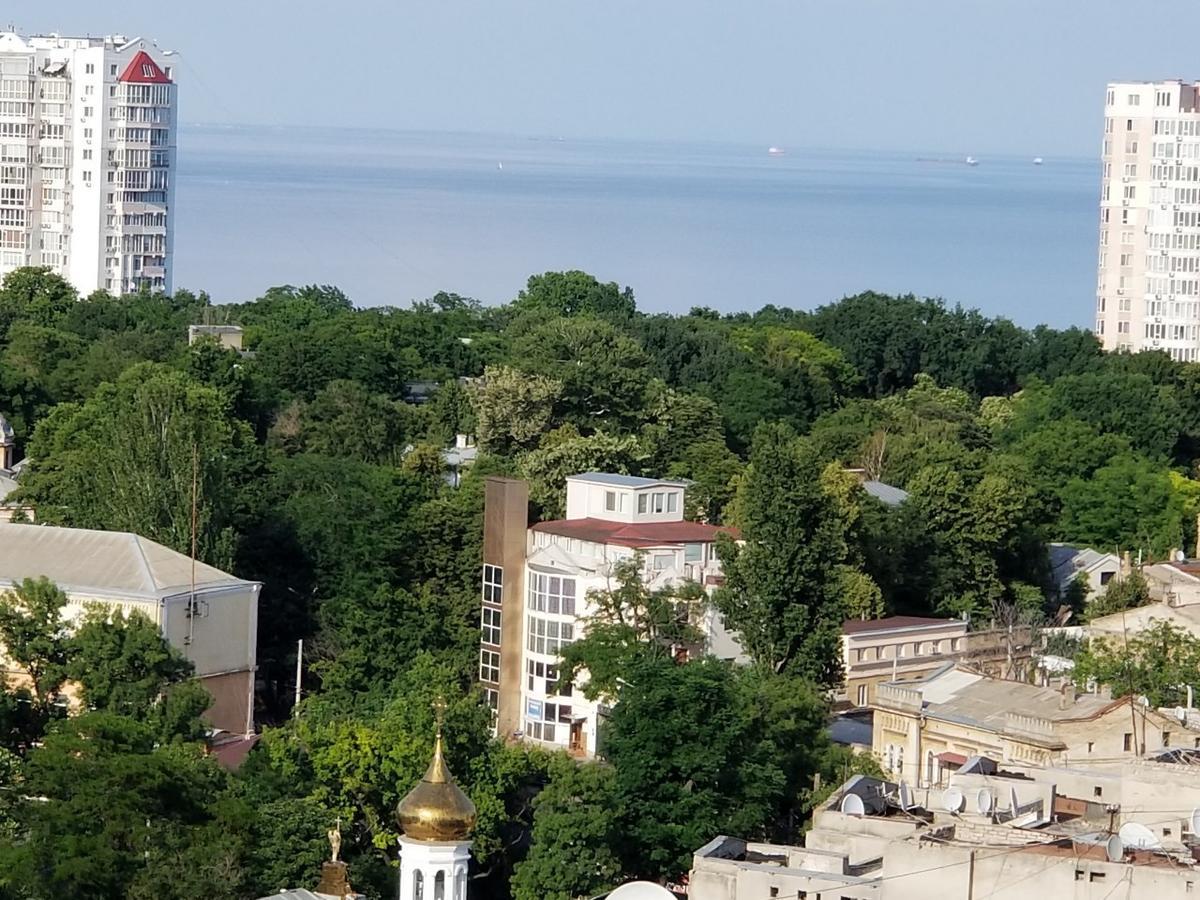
left=926, top=750, right=935, bottom=785
left=414, top=870, right=423, bottom=900
left=434, top=870, right=446, bottom=900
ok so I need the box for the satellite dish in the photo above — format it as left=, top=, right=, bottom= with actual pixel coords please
left=942, top=787, right=964, bottom=813
left=899, top=781, right=913, bottom=811
left=608, top=884, right=676, bottom=900
left=976, top=789, right=994, bottom=815
left=840, top=793, right=866, bottom=816
left=1119, top=822, right=1161, bottom=850
left=1191, top=808, right=1200, bottom=836
left=1106, top=834, right=1125, bottom=863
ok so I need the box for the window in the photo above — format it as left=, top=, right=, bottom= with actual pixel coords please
left=528, top=572, right=577, bottom=615
left=1074, top=870, right=1084, bottom=882
left=685, top=543, right=703, bottom=563
left=653, top=554, right=673, bottom=570
left=481, top=607, right=501, bottom=645
left=110, top=64, right=118, bottom=76
left=82, top=149, right=92, bottom=160
left=652, top=492, right=665, bottom=513
left=605, top=491, right=616, bottom=512
left=667, top=492, right=679, bottom=513
left=1087, top=742, right=1094, bottom=754
left=1164, top=730, right=1173, bottom=747
left=83, top=106, right=93, bottom=117
left=1094, top=785, right=1102, bottom=796
left=141, top=63, right=156, bottom=78
left=479, top=649, right=500, bottom=683
left=1128, top=94, right=1140, bottom=106
left=85, top=63, right=94, bottom=74
left=1123, top=732, right=1133, bottom=752
left=527, top=615, right=575, bottom=656
left=482, top=564, right=503, bottom=604
left=1090, top=872, right=1105, bottom=883
left=857, top=684, right=867, bottom=707
left=638, top=493, right=648, bottom=514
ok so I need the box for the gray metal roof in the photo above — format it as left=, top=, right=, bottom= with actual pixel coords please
left=0, top=524, right=256, bottom=601
left=862, top=480, right=909, bottom=506
left=568, top=472, right=686, bottom=489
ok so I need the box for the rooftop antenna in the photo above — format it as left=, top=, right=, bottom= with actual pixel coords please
left=1105, top=834, right=1125, bottom=863
left=942, top=787, right=964, bottom=813
left=975, top=789, right=994, bottom=816
left=1119, top=822, right=1161, bottom=851
left=840, top=794, right=866, bottom=816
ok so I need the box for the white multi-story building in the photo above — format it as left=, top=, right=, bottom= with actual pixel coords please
left=1098, top=81, right=1200, bottom=359
left=0, top=31, right=176, bottom=295
left=480, top=473, right=745, bottom=757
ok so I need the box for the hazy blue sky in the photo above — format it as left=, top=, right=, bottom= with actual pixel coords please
left=20, top=0, right=1200, bottom=155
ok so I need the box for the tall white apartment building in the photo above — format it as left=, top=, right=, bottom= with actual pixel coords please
left=0, top=31, right=177, bottom=295
left=1098, top=81, right=1200, bottom=359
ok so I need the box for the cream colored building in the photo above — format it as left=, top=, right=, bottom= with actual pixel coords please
left=0, top=523, right=259, bottom=734
left=690, top=767, right=1200, bottom=900
left=842, top=616, right=968, bottom=708
left=873, top=665, right=1187, bottom=786
left=1097, top=81, right=1200, bottom=358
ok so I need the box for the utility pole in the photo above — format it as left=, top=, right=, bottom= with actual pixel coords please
left=293, top=638, right=303, bottom=715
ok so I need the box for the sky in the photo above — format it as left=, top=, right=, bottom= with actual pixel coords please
left=19, top=1, right=1200, bottom=156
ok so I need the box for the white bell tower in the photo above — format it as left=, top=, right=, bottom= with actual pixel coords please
left=396, top=704, right=476, bottom=900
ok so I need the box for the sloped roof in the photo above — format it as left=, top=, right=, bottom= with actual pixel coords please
left=532, top=517, right=737, bottom=548
left=1087, top=602, right=1200, bottom=638
left=118, top=50, right=171, bottom=84
left=889, top=664, right=1118, bottom=730
left=0, top=524, right=254, bottom=601
left=842, top=615, right=963, bottom=636
left=568, top=472, right=687, bottom=490
left=862, top=480, right=909, bottom=506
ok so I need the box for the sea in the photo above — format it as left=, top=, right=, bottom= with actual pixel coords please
left=173, top=125, right=1100, bottom=329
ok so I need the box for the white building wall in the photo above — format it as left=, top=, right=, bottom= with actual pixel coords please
left=1099, top=81, right=1200, bottom=359
left=0, top=32, right=176, bottom=296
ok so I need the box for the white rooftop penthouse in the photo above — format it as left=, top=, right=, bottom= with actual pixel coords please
left=564, top=472, right=687, bottom=523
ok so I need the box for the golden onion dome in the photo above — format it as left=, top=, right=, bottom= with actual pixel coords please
left=396, top=733, right=477, bottom=842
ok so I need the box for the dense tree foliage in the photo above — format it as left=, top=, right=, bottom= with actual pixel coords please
left=3, top=265, right=1200, bottom=897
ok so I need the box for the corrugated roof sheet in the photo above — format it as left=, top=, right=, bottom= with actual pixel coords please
left=862, top=480, right=909, bottom=506
left=0, top=524, right=253, bottom=600
left=567, top=472, right=687, bottom=489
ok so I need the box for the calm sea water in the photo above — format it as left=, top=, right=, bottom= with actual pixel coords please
left=173, top=126, right=1099, bottom=328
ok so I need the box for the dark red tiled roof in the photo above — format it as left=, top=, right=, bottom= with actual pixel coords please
left=532, top=517, right=738, bottom=548
left=842, top=615, right=962, bottom=635
left=119, top=50, right=172, bottom=84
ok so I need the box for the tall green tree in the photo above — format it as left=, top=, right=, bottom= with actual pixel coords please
left=510, top=755, right=622, bottom=900
left=18, top=364, right=244, bottom=566
left=714, top=424, right=852, bottom=685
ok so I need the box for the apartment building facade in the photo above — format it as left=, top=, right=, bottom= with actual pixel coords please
left=0, top=31, right=177, bottom=295
left=479, top=473, right=743, bottom=757
left=1097, top=81, right=1200, bottom=359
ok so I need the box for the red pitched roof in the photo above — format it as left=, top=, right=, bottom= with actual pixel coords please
left=532, top=517, right=738, bottom=548
left=118, top=50, right=172, bottom=84
left=842, top=615, right=962, bottom=635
